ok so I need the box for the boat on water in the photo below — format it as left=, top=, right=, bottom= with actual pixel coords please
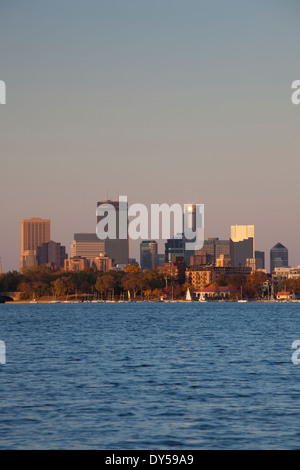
left=238, top=286, right=248, bottom=302
left=49, top=295, right=60, bottom=303
left=185, top=288, right=192, bottom=302
left=198, top=293, right=207, bottom=303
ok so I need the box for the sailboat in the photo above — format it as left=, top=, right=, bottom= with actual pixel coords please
left=73, top=290, right=80, bottom=303
left=186, top=288, right=192, bottom=302
left=170, top=285, right=177, bottom=302
left=199, top=293, right=207, bottom=303
left=237, top=286, right=248, bottom=302
left=30, top=294, right=38, bottom=303
left=49, top=294, right=60, bottom=303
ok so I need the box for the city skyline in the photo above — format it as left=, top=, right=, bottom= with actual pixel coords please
left=0, top=210, right=296, bottom=274
left=1, top=2, right=300, bottom=452
left=1, top=1, right=300, bottom=272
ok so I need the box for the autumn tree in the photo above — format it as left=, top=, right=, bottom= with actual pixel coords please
left=94, top=273, right=116, bottom=299
left=122, top=272, right=146, bottom=299
left=143, top=269, right=165, bottom=291
left=125, top=265, right=141, bottom=273
left=53, top=276, right=75, bottom=297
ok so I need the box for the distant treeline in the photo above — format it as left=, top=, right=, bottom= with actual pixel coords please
left=0, top=266, right=298, bottom=300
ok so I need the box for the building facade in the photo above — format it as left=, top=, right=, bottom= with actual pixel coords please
left=140, top=240, right=158, bottom=271
left=20, top=217, right=51, bottom=271
left=64, top=256, right=89, bottom=272
left=230, top=225, right=255, bottom=267
left=90, top=253, right=113, bottom=272
left=158, top=256, right=186, bottom=284
left=255, top=251, right=265, bottom=270
left=96, top=199, right=129, bottom=266
left=36, top=240, right=67, bottom=269
left=164, top=238, right=185, bottom=263
left=20, top=250, right=38, bottom=272
left=71, top=233, right=105, bottom=261
left=186, top=265, right=252, bottom=291
left=270, top=243, right=289, bottom=273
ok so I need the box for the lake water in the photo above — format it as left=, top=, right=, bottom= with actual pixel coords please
left=0, top=301, right=300, bottom=449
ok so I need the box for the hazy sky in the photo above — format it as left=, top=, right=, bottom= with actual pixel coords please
left=0, top=0, right=299, bottom=272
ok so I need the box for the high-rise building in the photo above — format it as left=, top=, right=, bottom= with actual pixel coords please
left=255, top=251, right=265, bottom=270
left=216, top=253, right=231, bottom=267
left=190, top=251, right=213, bottom=266
left=165, top=237, right=185, bottom=263
left=230, top=225, right=255, bottom=267
left=270, top=243, right=289, bottom=273
left=36, top=240, right=67, bottom=269
left=90, top=253, right=113, bottom=272
left=64, top=256, right=90, bottom=272
left=246, top=258, right=256, bottom=271
left=155, top=254, right=165, bottom=268
left=183, top=204, right=196, bottom=265
left=128, top=258, right=139, bottom=267
left=96, top=199, right=129, bottom=266
left=20, top=218, right=51, bottom=271
left=71, top=233, right=105, bottom=261
left=140, top=240, right=157, bottom=271
left=190, top=238, right=231, bottom=267
left=202, top=238, right=231, bottom=265
left=20, top=250, right=38, bottom=271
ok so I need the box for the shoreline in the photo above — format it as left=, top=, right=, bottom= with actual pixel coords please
left=2, top=299, right=300, bottom=304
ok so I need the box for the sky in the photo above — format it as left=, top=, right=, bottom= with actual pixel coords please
left=0, top=0, right=299, bottom=272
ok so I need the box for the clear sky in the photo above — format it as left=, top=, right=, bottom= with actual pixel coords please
left=0, top=0, right=299, bottom=272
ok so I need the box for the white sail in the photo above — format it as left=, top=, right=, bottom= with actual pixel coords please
left=186, top=288, right=192, bottom=301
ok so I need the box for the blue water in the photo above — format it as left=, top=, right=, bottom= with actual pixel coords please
left=0, top=301, right=300, bottom=449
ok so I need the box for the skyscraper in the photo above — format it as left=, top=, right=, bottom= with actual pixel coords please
left=270, top=243, right=289, bottom=273
left=96, top=199, right=129, bottom=266
left=230, top=224, right=255, bottom=267
left=36, top=240, right=67, bottom=269
left=140, top=240, right=157, bottom=271
left=183, top=204, right=196, bottom=265
left=71, top=233, right=105, bottom=261
left=20, top=218, right=51, bottom=271
left=255, top=250, right=265, bottom=270
left=199, top=238, right=231, bottom=266
left=165, top=237, right=185, bottom=263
